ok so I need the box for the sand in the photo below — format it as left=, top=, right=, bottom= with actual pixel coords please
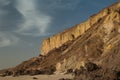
left=0, top=74, right=73, bottom=80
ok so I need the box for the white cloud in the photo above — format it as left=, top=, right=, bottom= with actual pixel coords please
left=14, top=0, right=52, bottom=36
left=0, top=32, right=19, bottom=47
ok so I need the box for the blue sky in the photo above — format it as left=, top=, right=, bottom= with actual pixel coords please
left=0, top=0, right=118, bottom=69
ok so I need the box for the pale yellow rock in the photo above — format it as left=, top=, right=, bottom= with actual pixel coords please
left=41, top=2, right=120, bottom=55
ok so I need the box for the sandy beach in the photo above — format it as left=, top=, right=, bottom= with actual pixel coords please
left=0, top=74, right=73, bottom=80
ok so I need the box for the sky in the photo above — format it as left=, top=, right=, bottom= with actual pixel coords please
left=0, top=0, right=118, bottom=69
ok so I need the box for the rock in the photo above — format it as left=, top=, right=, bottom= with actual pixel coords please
left=32, top=77, right=38, bottom=79
left=29, top=70, right=41, bottom=76
left=66, top=69, right=73, bottom=74
left=5, top=71, right=13, bottom=76
left=59, top=78, right=72, bottom=80
left=84, top=62, right=99, bottom=71
left=12, top=71, right=19, bottom=77
left=0, top=74, right=6, bottom=77
left=111, top=70, right=120, bottom=80
left=29, top=65, right=56, bottom=75
left=74, top=69, right=82, bottom=76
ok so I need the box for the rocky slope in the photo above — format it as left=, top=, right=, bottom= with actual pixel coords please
left=0, top=2, right=120, bottom=80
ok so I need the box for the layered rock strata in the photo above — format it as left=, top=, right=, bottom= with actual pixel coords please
left=41, top=2, right=120, bottom=55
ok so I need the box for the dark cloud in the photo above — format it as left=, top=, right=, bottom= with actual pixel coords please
left=0, top=0, right=10, bottom=7
left=0, top=0, right=24, bottom=31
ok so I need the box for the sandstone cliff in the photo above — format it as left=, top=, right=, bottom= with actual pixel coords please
left=41, top=2, right=120, bottom=55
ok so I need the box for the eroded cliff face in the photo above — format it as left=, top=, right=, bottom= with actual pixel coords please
left=41, top=2, right=120, bottom=55
left=0, top=3, right=120, bottom=78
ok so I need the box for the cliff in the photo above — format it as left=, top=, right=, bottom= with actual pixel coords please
left=41, top=2, right=120, bottom=55
left=0, top=2, right=120, bottom=80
